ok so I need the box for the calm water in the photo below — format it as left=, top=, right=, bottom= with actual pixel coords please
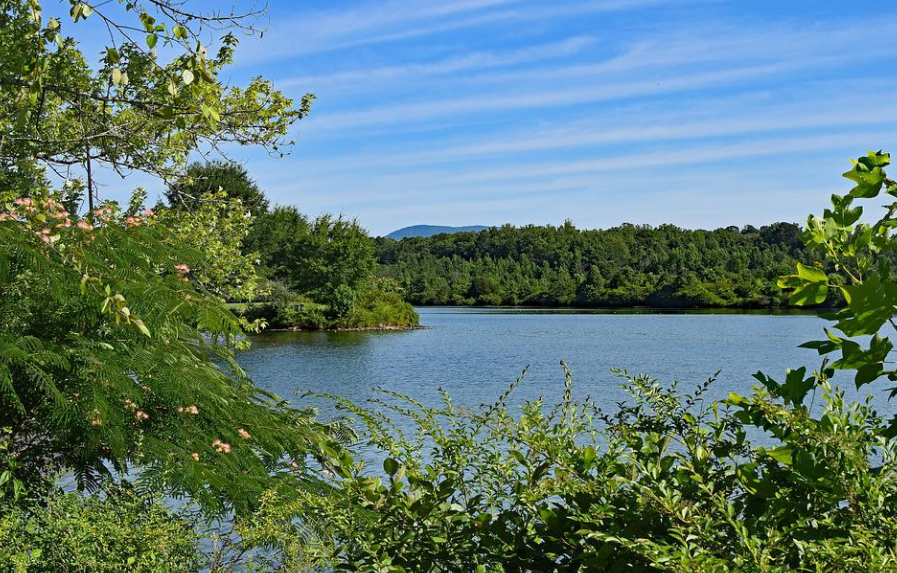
left=238, top=307, right=897, bottom=428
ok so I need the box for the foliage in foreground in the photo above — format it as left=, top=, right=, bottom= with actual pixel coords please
left=250, top=369, right=896, bottom=572
left=0, top=485, right=201, bottom=572
left=0, top=196, right=346, bottom=514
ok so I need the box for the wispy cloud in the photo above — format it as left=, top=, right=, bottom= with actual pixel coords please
left=298, top=87, right=897, bottom=171
left=172, top=1, right=897, bottom=235
left=306, top=62, right=793, bottom=131
left=240, top=0, right=687, bottom=62
left=277, top=36, right=596, bottom=89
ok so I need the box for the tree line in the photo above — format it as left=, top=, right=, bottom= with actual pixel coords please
left=376, top=221, right=825, bottom=307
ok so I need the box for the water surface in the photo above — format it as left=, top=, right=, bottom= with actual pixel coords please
left=239, top=307, right=896, bottom=425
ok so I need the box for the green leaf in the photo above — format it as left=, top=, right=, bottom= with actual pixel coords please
left=831, top=334, right=893, bottom=388
left=132, top=318, right=151, bottom=337
left=780, top=367, right=814, bottom=406
left=843, top=151, right=890, bottom=199
left=582, top=445, right=596, bottom=466
left=788, top=281, right=828, bottom=306
left=778, top=264, right=828, bottom=306
left=837, top=274, right=897, bottom=337
left=383, top=457, right=399, bottom=477
left=796, top=263, right=827, bottom=283
left=766, top=446, right=793, bottom=465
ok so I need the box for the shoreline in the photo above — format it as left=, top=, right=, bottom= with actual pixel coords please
left=264, top=324, right=429, bottom=333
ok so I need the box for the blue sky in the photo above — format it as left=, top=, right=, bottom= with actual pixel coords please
left=117, top=1, right=897, bottom=235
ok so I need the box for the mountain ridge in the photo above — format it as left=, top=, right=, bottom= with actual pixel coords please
left=385, top=224, right=490, bottom=240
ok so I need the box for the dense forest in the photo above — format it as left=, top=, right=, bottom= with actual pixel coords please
left=376, top=221, right=822, bottom=307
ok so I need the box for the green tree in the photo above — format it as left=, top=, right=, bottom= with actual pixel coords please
left=0, top=197, right=345, bottom=513
left=0, top=0, right=345, bottom=519
left=0, top=0, right=310, bottom=209
left=254, top=211, right=375, bottom=318
left=166, top=161, right=270, bottom=220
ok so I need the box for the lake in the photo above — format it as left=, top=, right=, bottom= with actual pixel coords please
left=239, top=307, right=897, bottom=431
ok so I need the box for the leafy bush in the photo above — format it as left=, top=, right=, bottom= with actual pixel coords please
left=338, top=278, right=419, bottom=329
left=238, top=278, right=418, bottom=331
left=0, top=486, right=200, bottom=572
left=251, top=367, right=893, bottom=573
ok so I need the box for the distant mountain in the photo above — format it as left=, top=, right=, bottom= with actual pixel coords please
left=385, top=225, right=490, bottom=240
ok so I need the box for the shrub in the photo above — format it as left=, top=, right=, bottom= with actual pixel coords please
left=338, top=278, right=419, bottom=329
left=254, top=367, right=896, bottom=573
left=0, top=486, right=201, bottom=572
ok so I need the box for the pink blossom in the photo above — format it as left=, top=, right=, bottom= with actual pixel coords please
left=40, top=235, right=51, bottom=243
left=40, top=228, right=51, bottom=235
left=14, top=198, right=33, bottom=206
left=125, top=216, right=139, bottom=225
left=77, top=221, right=92, bottom=230
left=144, top=209, right=155, bottom=216
left=191, top=452, right=200, bottom=461
left=135, top=410, right=149, bottom=421
left=175, top=264, right=190, bottom=273
left=237, top=428, right=251, bottom=440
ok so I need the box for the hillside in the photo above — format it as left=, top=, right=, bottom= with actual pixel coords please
left=385, top=225, right=490, bottom=240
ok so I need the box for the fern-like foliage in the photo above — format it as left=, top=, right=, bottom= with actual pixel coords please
left=0, top=196, right=346, bottom=516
